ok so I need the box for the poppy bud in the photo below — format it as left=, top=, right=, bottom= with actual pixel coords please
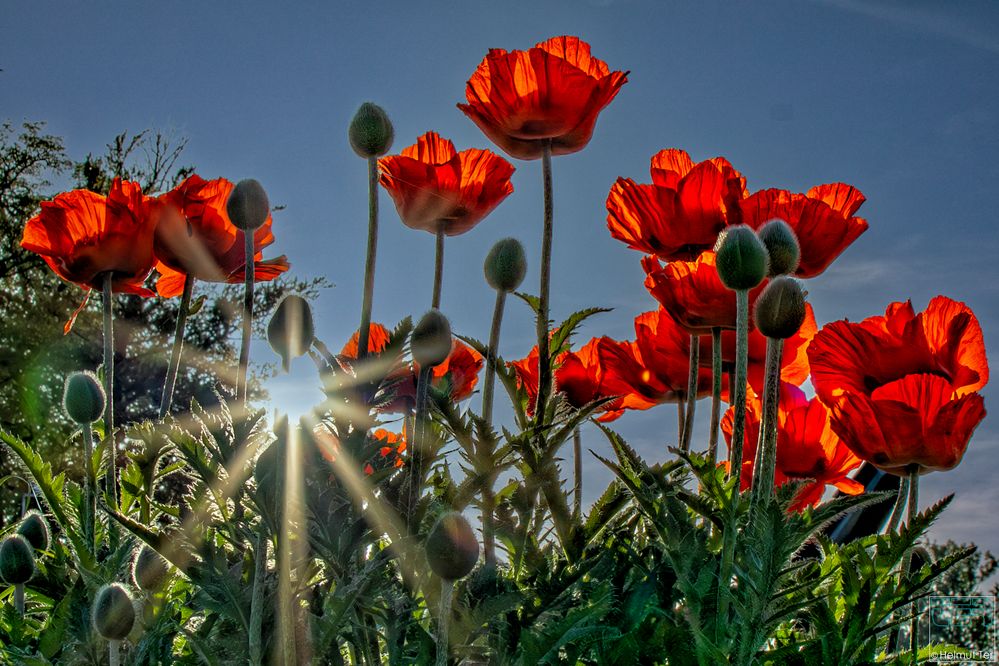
left=226, top=179, right=270, bottom=232
left=753, top=276, right=807, bottom=339
left=132, top=544, right=170, bottom=592
left=267, top=295, right=315, bottom=372
left=757, top=219, right=800, bottom=276
left=0, top=535, right=34, bottom=585
left=715, top=225, right=768, bottom=291
left=63, top=371, right=106, bottom=425
left=16, top=511, right=50, bottom=552
left=349, top=102, right=395, bottom=158
left=411, top=310, right=452, bottom=368
left=484, top=238, right=527, bottom=293
left=92, top=583, right=136, bottom=641
left=425, top=512, right=479, bottom=581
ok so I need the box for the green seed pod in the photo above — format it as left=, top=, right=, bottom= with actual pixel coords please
left=715, top=225, right=768, bottom=291
left=92, top=583, right=136, bottom=641
left=753, top=276, right=807, bottom=339
left=484, top=238, right=527, bottom=292
left=349, top=102, right=394, bottom=158
left=132, top=544, right=170, bottom=592
left=267, top=295, right=315, bottom=372
left=411, top=310, right=452, bottom=368
left=16, top=511, right=50, bottom=552
left=425, top=512, right=479, bottom=581
left=0, top=535, right=35, bottom=585
left=226, top=179, right=270, bottom=232
left=757, top=219, right=800, bottom=276
left=63, top=371, right=106, bottom=425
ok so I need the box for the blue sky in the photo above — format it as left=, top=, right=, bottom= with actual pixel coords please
left=4, top=1, right=998, bottom=556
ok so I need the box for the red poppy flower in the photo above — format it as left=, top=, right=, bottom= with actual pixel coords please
left=694, top=303, right=818, bottom=393
left=458, top=36, right=628, bottom=160
left=808, top=297, right=989, bottom=475
left=509, top=338, right=626, bottom=421
left=154, top=175, right=289, bottom=297
left=341, top=323, right=392, bottom=358
left=738, top=183, right=868, bottom=278
left=382, top=339, right=485, bottom=413
left=643, top=252, right=766, bottom=334
left=316, top=426, right=406, bottom=473
left=21, top=179, right=158, bottom=331
left=372, top=428, right=407, bottom=471
left=378, top=132, right=514, bottom=236
left=607, top=149, right=747, bottom=261
left=722, top=383, right=864, bottom=511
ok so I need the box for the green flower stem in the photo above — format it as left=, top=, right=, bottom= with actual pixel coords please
left=886, top=475, right=911, bottom=533
left=727, top=289, right=750, bottom=491
left=676, top=400, right=685, bottom=448
left=751, top=337, right=783, bottom=503
left=248, top=532, right=267, bottom=665
left=534, top=139, right=554, bottom=421
left=573, top=425, right=583, bottom=519
left=409, top=366, right=433, bottom=527
left=904, top=464, right=920, bottom=657
left=357, top=156, right=379, bottom=361
left=158, top=274, right=195, bottom=418
left=708, top=327, right=723, bottom=466
left=435, top=579, right=454, bottom=666
left=109, top=640, right=120, bottom=666
left=481, top=289, right=506, bottom=565
left=82, top=426, right=96, bottom=550
left=680, top=334, right=700, bottom=452
left=717, top=288, right=749, bottom=643
left=102, top=273, right=117, bottom=507
left=237, top=230, right=255, bottom=402
left=14, top=583, right=23, bottom=616
left=432, top=223, right=445, bottom=310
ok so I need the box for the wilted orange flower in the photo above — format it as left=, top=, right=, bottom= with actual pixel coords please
left=695, top=303, right=817, bottom=393
left=607, top=149, right=747, bottom=261
left=739, top=183, right=868, bottom=278
left=808, top=297, right=989, bottom=475
left=341, top=323, right=392, bottom=358
left=21, top=179, right=157, bottom=331
left=378, top=132, right=514, bottom=236
left=643, top=252, right=766, bottom=334
left=458, top=36, right=628, bottom=160
left=154, top=175, right=289, bottom=297
left=722, top=383, right=864, bottom=512
left=509, top=338, right=626, bottom=421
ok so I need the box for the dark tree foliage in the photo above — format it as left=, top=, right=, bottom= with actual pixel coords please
left=0, top=121, right=326, bottom=522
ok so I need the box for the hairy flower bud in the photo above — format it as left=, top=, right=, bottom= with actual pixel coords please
left=484, top=238, right=527, bottom=292
left=715, top=225, right=768, bottom=291
left=425, top=512, right=479, bottom=581
left=17, top=511, right=50, bottom=552
left=267, top=295, right=315, bottom=372
left=92, top=583, right=136, bottom=641
left=757, top=219, right=800, bottom=276
left=0, top=535, right=34, bottom=585
left=226, top=179, right=270, bottom=232
left=132, top=544, right=170, bottom=592
left=411, top=310, right=452, bottom=368
left=349, top=102, right=395, bottom=158
left=754, top=276, right=807, bottom=339
left=63, top=371, right=106, bottom=425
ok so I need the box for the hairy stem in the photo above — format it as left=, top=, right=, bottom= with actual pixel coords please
left=82, top=427, right=96, bottom=550
left=409, top=366, right=433, bottom=528
left=680, top=334, right=700, bottom=452
left=432, top=223, right=445, bottom=310
left=109, top=640, right=120, bottom=666
left=435, top=579, right=454, bottom=666
left=708, top=327, right=723, bottom=466
left=752, top=337, right=783, bottom=503
left=357, top=156, right=379, bottom=360
left=535, top=140, right=554, bottom=421
left=14, top=584, right=23, bottom=616
left=248, top=532, right=267, bottom=665
left=237, top=231, right=255, bottom=402
left=905, top=465, right=920, bottom=657
left=573, top=426, right=583, bottom=519
left=886, top=475, right=911, bottom=533
left=158, top=274, right=195, bottom=418
left=102, top=273, right=117, bottom=507
left=480, top=289, right=506, bottom=565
